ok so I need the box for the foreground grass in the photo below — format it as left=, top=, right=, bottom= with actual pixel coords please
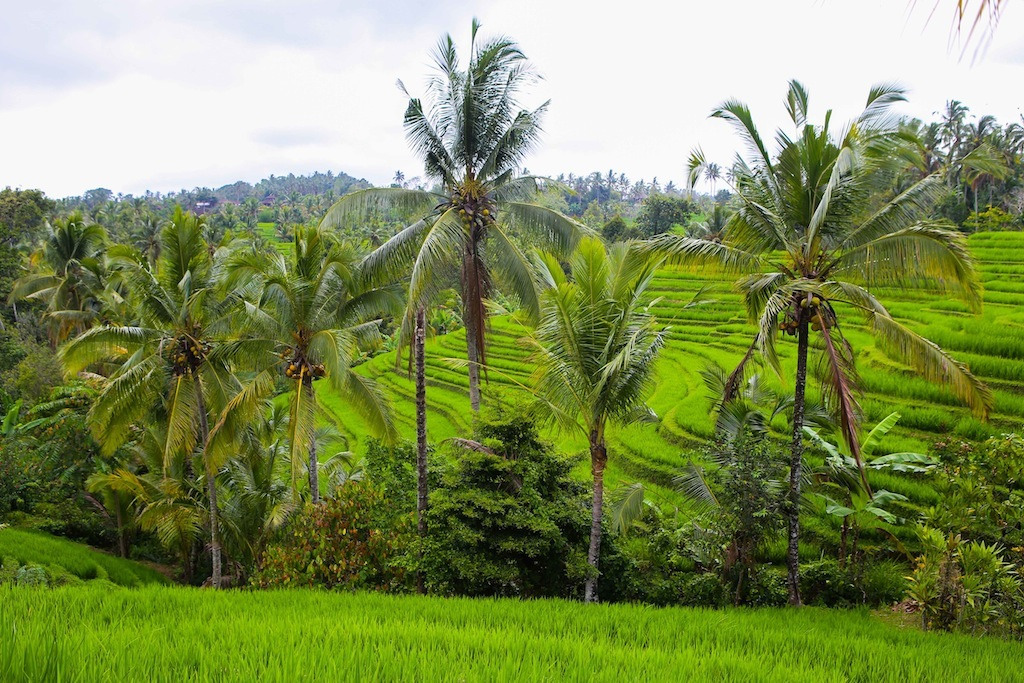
left=2, top=587, right=1021, bottom=682
left=0, top=528, right=167, bottom=587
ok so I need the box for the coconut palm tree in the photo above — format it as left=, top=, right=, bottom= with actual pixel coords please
left=703, top=162, right=722, bottom=201
left=221, top=226, right=399, bottom=503
left=527, top=236, right=669, bottom=602
left=61, top=207, right=248, bottom=587
left=320, top=19, right=586, bottom=412
left=10, top=211, right=109, bottom=342
left=658, top=80, right=991, bottom=605
left=689, top=204, right=730, bottom=243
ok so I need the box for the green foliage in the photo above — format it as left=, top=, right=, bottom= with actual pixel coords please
left=600, top=214, right=636, bottom=242
left=252, top=481, right=411, bottom=591
left=965, top=206, right=1020, bottom=232
left=422, top=410, right=590, bottom=598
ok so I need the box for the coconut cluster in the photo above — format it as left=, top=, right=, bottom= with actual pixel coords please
left=279, top=347, right=325, bottom=383
left=448, top=190, right=495, bottom=233
left=778, top=294, right=832, bottom=336
left=168, top=336, right=210, bottom=375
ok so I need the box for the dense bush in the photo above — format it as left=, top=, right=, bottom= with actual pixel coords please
left=253, top=481, right=412, bottom=591
left=421, top=411, right=590, bottom=598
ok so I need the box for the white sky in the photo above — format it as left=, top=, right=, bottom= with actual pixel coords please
left=1, top=0, right=1022, bottom=198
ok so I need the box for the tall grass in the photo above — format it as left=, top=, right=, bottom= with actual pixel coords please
left=2, top=586, right=1021, bottom=682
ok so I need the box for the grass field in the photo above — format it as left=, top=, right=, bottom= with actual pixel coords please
left=311, top=231, right=1024, bottom=539
left=2, top=586, right=1021, bottom=682
left=0, top=528, right=167, bottom=587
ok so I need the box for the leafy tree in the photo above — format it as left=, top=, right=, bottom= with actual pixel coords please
left=0, top=188, right=53, bottom=249
left=222, top=226, right=399, bottom=503
left=528, top=237, right=669, bottom=601
left=667, top=80, right=990, bottom=604
left=321, top=19, right=585, bottom=411
left=601, top=214, right=636, bottom=242
left=635, top=194, right=693, bottom=237
left=677, top=430, right=787, bottom=605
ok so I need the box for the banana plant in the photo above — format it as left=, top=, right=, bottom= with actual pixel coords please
left=804, top=411, right=939, bottom=475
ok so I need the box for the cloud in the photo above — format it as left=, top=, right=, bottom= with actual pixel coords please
left=2, top=0, right=1024, bottom=198
left=251, top=126, right=337, bottom=147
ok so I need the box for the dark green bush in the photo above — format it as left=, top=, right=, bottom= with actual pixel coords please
left=746, top=567, right=788, bottom=607
left=421, top=410, right=590, bottom=598
left=800, top=559, right=861, bottom=607
left=679, top=572, right=728, bottom=608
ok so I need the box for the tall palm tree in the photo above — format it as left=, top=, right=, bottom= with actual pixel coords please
left=222, top=226, right=399, bottom=503
left=703, top=162, right=722, bottom=201
left=10, top=211, right=109, bottom=342
left=320, top=19, right=585, bottom=412
left=660, top=80, right=991, bottom=605
left=527, top=236, right=669, bottom=602
left=61, top=207, right=247, bottom=587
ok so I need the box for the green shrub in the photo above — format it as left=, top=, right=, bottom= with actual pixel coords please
left=800, top=559, right=861, bottom=607
left=746, top=567, right=788, bottom=607
left=253, top=481, right=411, bottom=591
left=679, top=572, right=728, bottom=608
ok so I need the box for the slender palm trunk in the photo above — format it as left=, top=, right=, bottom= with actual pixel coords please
left=415, top=306, right=428, bottom=595
left=309, top=437, right=320, bottom=504
left=465, top=313, right=481, bottom=412
left=462, top=238, right=483, bottom=413
left=787, top=313, right=810, bottom=606
left=196, top=382, right=221, bottom=589
left=115, top=504, right=128, bottom=558
left=584, top=429, right=607, bottom=603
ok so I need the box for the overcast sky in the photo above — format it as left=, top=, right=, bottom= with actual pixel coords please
left=1, top=0, right=1022, bottom=198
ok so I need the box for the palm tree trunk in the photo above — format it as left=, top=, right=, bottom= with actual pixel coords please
left=115, top=503, right=128, bottom=558
left=309, top=438, right=320, bottom=504
left=787, top=313, right=810, bottom=606
left=839, top=518, right=848, bottom=569
left=584, top=430, right=607, bottom=603
left=465, top=312, right=481, bottom=412
left=415, top=306, right=428, bottom=595
left=195, top=382, right=221, bottom=589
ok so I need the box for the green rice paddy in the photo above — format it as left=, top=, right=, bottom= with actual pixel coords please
left=320, top=232, right=1024, bottom=511
left=2, top=586, right=1021, bottom=682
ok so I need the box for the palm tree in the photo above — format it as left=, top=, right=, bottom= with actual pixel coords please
left=10, top=211, right=108, bottom=342
left=661, top=80, right=991, bottom=605
left=61, top=207, right=246, bottom=587
left=703, top=162, right=722, bottom=201
left=320, top=19, right=585, bottom=412
left=527, top=236, right=669, bottom=602
left=689, top=204, right=730, bottom=243
left=222, top=226, right=399, bottom=503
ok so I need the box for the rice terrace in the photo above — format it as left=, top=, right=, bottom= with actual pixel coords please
left=3, top=1, right=1024, bottom=681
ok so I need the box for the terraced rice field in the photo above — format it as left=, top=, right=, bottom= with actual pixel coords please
left=318, top=232, right=1024, bottom=532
